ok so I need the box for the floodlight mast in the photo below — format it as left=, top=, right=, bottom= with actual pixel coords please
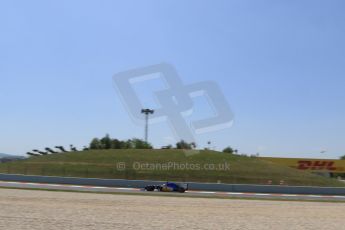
left=141, top=109, right=154, bottom=143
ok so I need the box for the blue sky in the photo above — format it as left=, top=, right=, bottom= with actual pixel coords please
left=1, top=0, right=345, bottom=158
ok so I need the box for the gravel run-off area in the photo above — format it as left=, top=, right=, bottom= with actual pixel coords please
left=0, top=188, right=344, bottom=230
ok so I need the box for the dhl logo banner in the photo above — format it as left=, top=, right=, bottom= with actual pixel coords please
left=261, top=157, right=345, bottom=173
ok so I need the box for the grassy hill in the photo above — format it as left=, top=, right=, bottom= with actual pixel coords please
left=0, top=149, right=343, bottom=187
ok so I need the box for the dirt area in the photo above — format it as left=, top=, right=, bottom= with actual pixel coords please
left=0, top=188, right=344, bottom=230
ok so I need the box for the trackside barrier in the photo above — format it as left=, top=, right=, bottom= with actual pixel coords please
left=0, top=173, right=344, bottom=195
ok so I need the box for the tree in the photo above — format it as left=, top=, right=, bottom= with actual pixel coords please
left=100, top=134, right=112, bottom=149
left=70, top=145, right=78, bottom=152
left=90, top=138, right=102, bottom=149
left=341, top=155, right=345, bottom=160
left=131, top=138, right=153, bottom=149
left=176, top=140, right=194, bottom=150
left=223, top=147, right=235, bottom=154
left=123, top=139, right=134, bottom=149
left=111, top=139, right=123, bottom=149
left=82, top=146, right=90, bottom=151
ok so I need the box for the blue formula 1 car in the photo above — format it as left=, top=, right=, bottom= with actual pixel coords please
left=145, top=182, right=188, bottom=193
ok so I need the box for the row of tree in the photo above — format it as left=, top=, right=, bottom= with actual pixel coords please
left=89, top=135, right=201, bottom=150
left=26, top=133, right=240, bottom=157
left=89, top=135, right=239, bottom=153
left=89, top=135, right=206, bottom=150
left=89, top=135, right=153, bottom=150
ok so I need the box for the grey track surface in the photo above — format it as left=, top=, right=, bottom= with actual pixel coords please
left=1, top=181, right=345, bottom=202
left=1, top=173, right=345, bottom=196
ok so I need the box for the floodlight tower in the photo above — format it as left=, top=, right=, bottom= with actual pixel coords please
left=141, top=109, right=154, bottom=143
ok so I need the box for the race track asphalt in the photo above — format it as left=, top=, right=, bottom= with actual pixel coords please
left=1, top=180, right=345, bottom=202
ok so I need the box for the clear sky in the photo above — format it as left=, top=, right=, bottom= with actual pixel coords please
left=1, top=0, right=345, bottom=158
